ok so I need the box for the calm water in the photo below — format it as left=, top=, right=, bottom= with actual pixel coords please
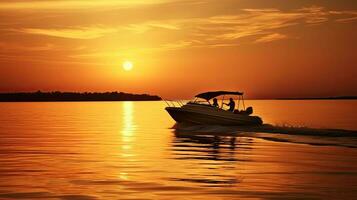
left=0, top=100, right=357, bottom=199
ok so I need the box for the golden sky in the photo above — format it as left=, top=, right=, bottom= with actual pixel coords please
left=0, top=0, right=357, bottom=99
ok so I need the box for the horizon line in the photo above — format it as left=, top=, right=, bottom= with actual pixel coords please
left=0, top=90, right=356, bottom=101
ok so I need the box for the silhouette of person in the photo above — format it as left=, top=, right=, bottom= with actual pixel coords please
left=212, top=98, right=219, bottom=107
left=224, top=98, right=235, bottom=112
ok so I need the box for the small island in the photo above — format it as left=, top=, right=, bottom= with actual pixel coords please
left=0, top=91, right=162, bottom=102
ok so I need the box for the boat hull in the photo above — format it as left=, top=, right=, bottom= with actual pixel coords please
left=165, top=105, right=262, bottom=126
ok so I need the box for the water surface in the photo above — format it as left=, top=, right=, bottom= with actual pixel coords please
left=0, top=100, right=357, bottom=199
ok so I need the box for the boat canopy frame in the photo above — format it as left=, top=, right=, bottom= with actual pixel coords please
left=195, top=91, right=243, bottom=101
left=194, top=91, right=246, bottom=111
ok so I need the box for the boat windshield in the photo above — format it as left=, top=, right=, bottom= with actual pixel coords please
left=188, top=98, right=211, bottom=105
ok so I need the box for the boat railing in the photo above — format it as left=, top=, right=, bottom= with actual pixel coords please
left=163, top=99, right=186, bottom=107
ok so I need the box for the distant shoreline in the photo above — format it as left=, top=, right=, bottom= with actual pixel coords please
left=0, top=91, right=161, bottom=102
left=0, top=92, right=355, bottom=102
left=272, top=96, right=357, bottom=100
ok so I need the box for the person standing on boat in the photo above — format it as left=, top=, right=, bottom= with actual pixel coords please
left=212, top=98, right=219, bottom=107
left=224, top=98, right=235, bottom=112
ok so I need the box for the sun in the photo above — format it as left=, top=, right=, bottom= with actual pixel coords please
left=122, top=61, right=133, bottom=71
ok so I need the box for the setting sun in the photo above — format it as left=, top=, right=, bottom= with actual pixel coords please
left=123, top=61, right=133, bottom=71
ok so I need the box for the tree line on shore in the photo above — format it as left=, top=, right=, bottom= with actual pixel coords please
left=0, top=91, right=162, bottom=102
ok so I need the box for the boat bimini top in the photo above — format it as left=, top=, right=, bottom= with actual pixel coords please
left=190, top=91, right=246, bottom=110
left=195, top=91, right=243, bottom=101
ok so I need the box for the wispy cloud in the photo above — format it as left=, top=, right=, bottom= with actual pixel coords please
left=297, top=6, right=329, bottom=24
left=9, top=5, right=357, bottom=43
left=18, top=26, right=118, bottom=39
left=336, top=16, right=357, bottom=22
left=144, top=6, right=357, bottom=45
left=160, top=40, right=193, bottom=50
left=331, top=11, right=357, bottom=22
left=255, top=33, right=288, bottom=43
left=40, top=5, right=357, bottom=59
left=190, top=7, right=328, bottom=41
left=125, top=21, right=180, bottom=34
left=0, top=42, right=56, bottom=51
left=0, top=0, right=174, bottom=10
left=4, top=4, right=357, bottom=60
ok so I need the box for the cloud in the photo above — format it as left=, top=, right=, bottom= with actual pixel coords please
left=336, top=16, right=357, bottom=22
left=4, top=4, right=357, bottom=59
left=0, top=0, right=174, bottom=10
left=330, top=11, right=357, bottom=22
left=160, top=40, right=193, bottom=50
left=151, top=6, right=357, bottom=45
left=42, top=5, right=357, bottom=57
left=125, top=21, right=180, bottom=34
left=297, top=6, right=329, bottom=24
left=9, top=5, right=357, bottom=43
left=255, top=33, right=288, bottom=43
left=18, top=26, right=118, bottom=39
left=120, top=7, right=310, bottom=43
left=192, top=7, right=323, bottom=41
left=0, top=42, right=56, bottom=51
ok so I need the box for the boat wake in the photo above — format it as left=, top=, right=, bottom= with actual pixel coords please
left=172, top=123, right=357, bottom=148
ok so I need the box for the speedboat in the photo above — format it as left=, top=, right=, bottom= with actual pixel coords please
left=164, top=91, right=263, bottom=126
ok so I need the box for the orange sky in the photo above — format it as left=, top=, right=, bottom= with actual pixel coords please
left=0, top=0, right=357, bottom=99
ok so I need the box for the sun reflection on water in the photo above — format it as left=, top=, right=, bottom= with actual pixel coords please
left=119, top=102, right=136, bottom=180
left=121, top=101, right=135, bottom=147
